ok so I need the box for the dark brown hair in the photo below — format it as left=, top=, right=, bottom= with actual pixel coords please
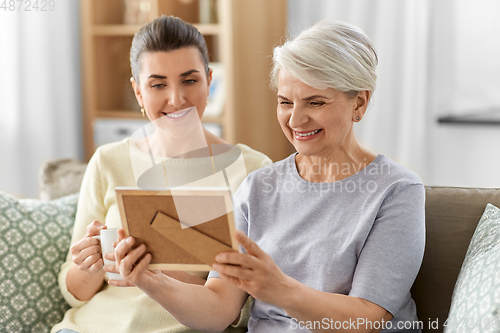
left=130, top=15, right=209, bottom=84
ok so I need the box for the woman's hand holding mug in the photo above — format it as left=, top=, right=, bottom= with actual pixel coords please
left=70, top=220, right=106, bottom=274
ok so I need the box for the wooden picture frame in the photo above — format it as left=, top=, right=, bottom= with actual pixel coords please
left=116, top=187, right=238, bottom=271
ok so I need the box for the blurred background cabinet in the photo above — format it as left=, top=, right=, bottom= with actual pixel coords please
left=80, top=0, right=292, bottom=162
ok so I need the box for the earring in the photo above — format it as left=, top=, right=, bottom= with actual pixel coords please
left=355, top=117, right=360, bottom=121
left=140, top=107, right=145, bottom=117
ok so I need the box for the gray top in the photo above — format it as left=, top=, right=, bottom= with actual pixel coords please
left=209, top=153, right=425, bottom=333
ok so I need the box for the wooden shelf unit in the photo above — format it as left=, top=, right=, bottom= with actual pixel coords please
left=81, top=0, right=292, bottom=162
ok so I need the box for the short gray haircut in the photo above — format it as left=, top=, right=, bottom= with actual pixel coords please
left=271, top=20, right=378, bottom=98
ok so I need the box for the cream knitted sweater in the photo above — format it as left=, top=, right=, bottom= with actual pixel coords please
left=52, top=138, right=272, bottom=333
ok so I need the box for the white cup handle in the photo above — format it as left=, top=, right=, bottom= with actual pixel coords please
left=91, top=231, right=124, bottom=281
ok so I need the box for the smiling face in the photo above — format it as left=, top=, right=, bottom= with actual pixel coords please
left=131, top=47, right=211, bottom=129
left=277, top=69, right=368, bottom=159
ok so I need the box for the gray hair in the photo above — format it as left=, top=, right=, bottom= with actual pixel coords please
left=271, top=20, right=378, bottom=98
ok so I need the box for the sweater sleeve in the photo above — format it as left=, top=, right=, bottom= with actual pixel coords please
left=58, top=148, right=107, bottom=308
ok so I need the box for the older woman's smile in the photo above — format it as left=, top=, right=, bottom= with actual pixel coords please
left=293, top=128, right=323, bottom=140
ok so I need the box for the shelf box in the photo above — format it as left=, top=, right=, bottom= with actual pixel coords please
left=94, top=118, right=150, bottom=148
left=94, top=118, right=223, bottom=148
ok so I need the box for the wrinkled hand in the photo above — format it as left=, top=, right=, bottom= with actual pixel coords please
left=70, top=220, right=106, bottom=274
left=107, top=229, right=164, bottom=292
left=212, top=230, right=292, bottom=305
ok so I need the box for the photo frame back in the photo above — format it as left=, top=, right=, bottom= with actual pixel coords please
left=116, top=187, right=238, bottom=271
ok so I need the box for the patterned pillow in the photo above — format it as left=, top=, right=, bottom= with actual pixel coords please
left=0, top=192, right=78, bottom=333
left=446, top=203, right=500, bottom=333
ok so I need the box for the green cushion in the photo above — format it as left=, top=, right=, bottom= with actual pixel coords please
left=0, top=192, right=78, bottom=333
left=446, top=203, right=500, bottom=333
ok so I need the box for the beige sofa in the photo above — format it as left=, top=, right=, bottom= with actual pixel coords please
left=31, top=161, right=500, bottom=331
left=412, top=186, right=500, bottom=333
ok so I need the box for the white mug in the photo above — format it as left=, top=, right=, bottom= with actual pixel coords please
left=93, top=228, right=124, bottom=281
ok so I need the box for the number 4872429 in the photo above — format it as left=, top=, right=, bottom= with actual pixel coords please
left=1, top=0, right=55, bottom=11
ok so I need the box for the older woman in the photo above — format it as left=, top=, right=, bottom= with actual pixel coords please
left=112, top=20, right=425, bottom=333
